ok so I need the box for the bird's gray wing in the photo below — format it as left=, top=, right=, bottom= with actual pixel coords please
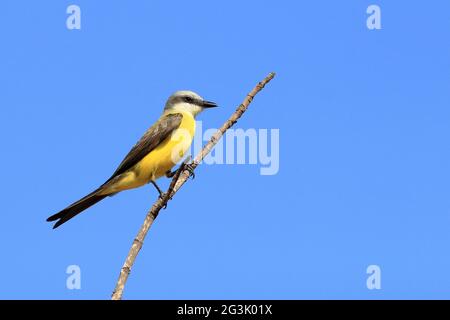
left=106, top=113, right=183, bottom=181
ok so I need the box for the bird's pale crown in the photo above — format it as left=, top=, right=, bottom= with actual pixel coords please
left=164, top=90, right=217, bottom=117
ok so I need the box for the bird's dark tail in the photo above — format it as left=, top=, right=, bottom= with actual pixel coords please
left=47, top=188, right=108, bottom=229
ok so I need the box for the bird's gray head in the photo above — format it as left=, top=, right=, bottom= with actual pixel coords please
left=164, top=90, right=218, bottom=117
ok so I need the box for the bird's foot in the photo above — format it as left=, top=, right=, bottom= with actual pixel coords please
left=150, top=180, right=169, bottom=208
left=180, top=156, right=195, bottom=179
left=158, top=192, right=168, bottom=209
left=159, top=191, right=174, bottom=209
left=183, top=162, right=195, bottom=180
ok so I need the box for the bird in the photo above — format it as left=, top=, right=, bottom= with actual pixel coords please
left=47, top=91, right=218, bottom=229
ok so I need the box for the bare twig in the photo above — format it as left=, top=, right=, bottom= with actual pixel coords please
left=111, top=72, right=276, bottom=300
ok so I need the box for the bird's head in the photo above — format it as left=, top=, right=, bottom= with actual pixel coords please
left=164, top=90, right=218, bottom=117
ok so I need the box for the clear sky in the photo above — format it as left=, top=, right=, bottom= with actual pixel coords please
left=1, top=1, right=450, bottom=299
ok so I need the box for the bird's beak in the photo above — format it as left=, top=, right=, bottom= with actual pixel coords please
left=202, top=100, right=218, bottom=108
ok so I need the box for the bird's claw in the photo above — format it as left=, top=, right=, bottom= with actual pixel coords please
left=160, top=193, right=169, bottom=209
left=184, top=163, right=195, bottom=180
left=158, top=192, right=173, bottom=209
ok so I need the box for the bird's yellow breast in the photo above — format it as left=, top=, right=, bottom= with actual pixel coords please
left=135, top=111, right=196, bottom=182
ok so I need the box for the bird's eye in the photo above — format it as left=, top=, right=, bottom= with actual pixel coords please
left=185, top=97, right=194, bottom=103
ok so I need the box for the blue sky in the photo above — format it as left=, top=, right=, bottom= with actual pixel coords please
left=1, top=1, right=450, bottom=299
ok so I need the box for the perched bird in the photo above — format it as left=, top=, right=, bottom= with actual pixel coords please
left=47, top=91, right=217, bottom=229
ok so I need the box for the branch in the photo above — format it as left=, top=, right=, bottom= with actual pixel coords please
left=111, top=72, right=276, bottom=300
